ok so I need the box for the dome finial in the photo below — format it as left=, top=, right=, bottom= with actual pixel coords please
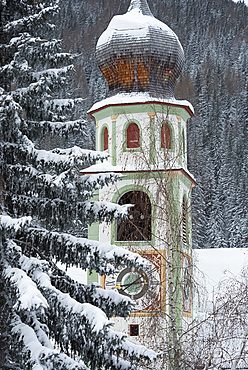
left=128, top=0, right=153, bottom=16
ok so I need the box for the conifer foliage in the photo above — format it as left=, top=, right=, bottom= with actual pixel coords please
left=0, top=1, right=155, bottom=368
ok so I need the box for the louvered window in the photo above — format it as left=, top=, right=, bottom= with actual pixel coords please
left=182, top=198, right=187, bottom=244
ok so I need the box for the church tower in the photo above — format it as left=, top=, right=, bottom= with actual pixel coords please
left=86, top=0, right=195, bottom=348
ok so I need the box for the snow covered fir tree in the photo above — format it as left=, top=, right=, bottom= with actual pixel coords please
left=0, top=0, right=156, bottom=368
left=1, top=0, right=248, bottom=368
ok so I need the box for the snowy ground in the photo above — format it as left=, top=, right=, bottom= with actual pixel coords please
left=194, top=248, right=248, bottom=301
left=194, top=248, right=248, bottom=319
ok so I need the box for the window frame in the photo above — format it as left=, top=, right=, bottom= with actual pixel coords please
left=116, top=190, right=152, bottom=242
left=160, top=120, right=174, bottom=152
left=100, top=124, right=109, bottom=151
left=111, top=185, right=155, bottom=247
left=123, top=119, right=142, bottom=152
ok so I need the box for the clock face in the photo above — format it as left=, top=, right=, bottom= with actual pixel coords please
left=105, top=260, right=161, bottom=312
left=182, top=254, right=191, bottom=314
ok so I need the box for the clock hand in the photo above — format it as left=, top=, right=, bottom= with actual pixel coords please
left=117, top=275, right=146, bottom=291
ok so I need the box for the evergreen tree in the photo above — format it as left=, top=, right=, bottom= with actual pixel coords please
left=0, top=1, right=155, bottom=368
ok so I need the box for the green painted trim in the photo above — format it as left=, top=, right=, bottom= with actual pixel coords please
left=159, top=120, right=175, bottom=152
left=121, top=170, right=183, bottom=182
left=112, top=120, right=117, bottom=166
left=179, top=173, right=193, bottom=189
left=87, top=191, right=99, bottom=284
left=95, top=123, right=99, bottom=151
left=87, top=269, right=98, bottom=284
left=123, top=119, right=142, bottom=152
left=149, top=116, right=156, bottom=165
left=87, top=191, right=100, bottom=243
left=111, top=184, right=156, bottom=247
left=165, top=176, right=184, bottom=347
left=178, top=120, right=182, bottom=166
left=182, top=129, right=186, bottom=158
left=88, top=222, right=99, bottom=240
left=99, top=123, right=109, bottom=152
left=182, top=192, right=190, bottom=247
left=91, top=103, right=191, bottom=122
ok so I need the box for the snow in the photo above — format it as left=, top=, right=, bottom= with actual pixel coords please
left=97, top=6, right=177, bottom=48
left=57, top=262, right=88, bottom=284
left=20, top=255, right=111, bottom=334
left=232, top=0, right=248, bottom=5
left=0, top=215, right=32, bottom=231
left=89, top=92, right=194, bottom=115
left=32, top=65, right=74, bottom=79
left=12, top=319, right=87, bottom=369
left=3, top=6, right=59, bottom=32
left=195, top=248, right=248, bottom=301
left=4, top=267, right=48, bottom=311
left=107, top=329, right=157, bottom=361
left=81, top=163, right=122, bottom=173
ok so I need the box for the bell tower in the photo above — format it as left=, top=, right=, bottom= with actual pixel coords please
left=85, top=0, right=196, bottom=348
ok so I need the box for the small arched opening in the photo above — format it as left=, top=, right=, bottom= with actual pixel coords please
left=161, top=122, right=171, bottom=149
left=102, top=127, right=109, bottom=151
left=126, top=122, right=140, bottom=149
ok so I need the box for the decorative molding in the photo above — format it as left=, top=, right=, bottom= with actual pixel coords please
left=147, top=112, right=156, bottom=119
left=111, top=114, right=119, bottom=122
left=176, top=115, right=182, bottom=123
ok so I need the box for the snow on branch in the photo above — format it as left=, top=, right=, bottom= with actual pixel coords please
left=32, top=65, right=74, bottom=80
left=81, top=172, right=121, bottom=189
left=0, top=215, right=32, bottom=231
left=52, top=272, right=133, bottom=319
left=106, top=329, right=157, bottom=364
left=25, top=229, right=151, bottom=275
left=4, top=265, right=48, bottom=312
left=12, top=316, right=88, bottom=370
left=20, top=255, right=110, bottom=333
left=108, top=354, right=142, bottom=370
left=34, top=146, right=108, bottom=166
left=3, top=6, right=59, bottom=33
left=19, top=256, right=155, bottom=369
left=26, top=119, right=87, bottom=135
left=85, top=200, right=129, bottom=222
left=20, top=132, right=107, bottom=167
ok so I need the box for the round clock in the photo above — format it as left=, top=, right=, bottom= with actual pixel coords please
left=105, top=263, right=161, bottom=311
left=182, top=255, right=191, bottom=312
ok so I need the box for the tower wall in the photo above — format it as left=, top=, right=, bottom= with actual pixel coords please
left=86, top=101, right=195, bottom=347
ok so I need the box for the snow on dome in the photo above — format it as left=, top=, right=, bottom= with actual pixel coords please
left=96, top=0, right=184, bottom=98
left=128, top=0, right=153, bottom=16
left=97, top=5, right=175, bottom=47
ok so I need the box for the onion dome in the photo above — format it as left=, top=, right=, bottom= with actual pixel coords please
left=96, top=0, right=184, bottom=98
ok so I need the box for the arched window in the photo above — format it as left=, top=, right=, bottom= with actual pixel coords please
left=103, top=127, right=108, bottom=150
left=182, top=197, right=187, bottom=244
left=161, top=122, right=171, bottom=149
left=117, top=191, right=151, bottom=241
left=127, top=122, right=140, bottom=148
